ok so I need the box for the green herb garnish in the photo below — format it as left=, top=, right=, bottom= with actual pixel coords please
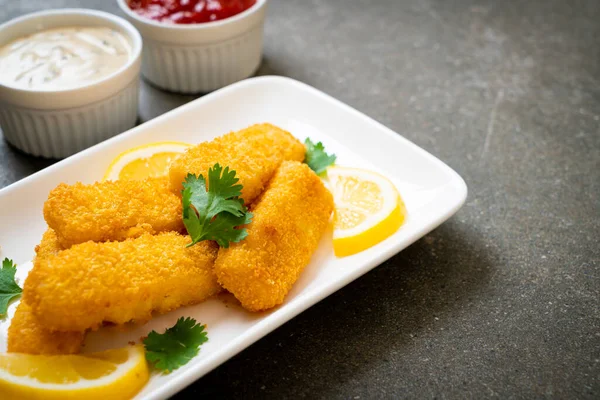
left=143, top=317, right=208, bottom=373
left=304, top=138, right=336, bottom=174
left=0, top=258, right=22, bottom=316
left=182, top=163, right=252, bottom=248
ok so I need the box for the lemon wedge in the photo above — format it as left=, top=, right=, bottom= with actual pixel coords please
left=104, top=141, right=191, bottom=181
left=0, top=345, right=149, bottom=400
left=328, top=167, right=407, bottom=257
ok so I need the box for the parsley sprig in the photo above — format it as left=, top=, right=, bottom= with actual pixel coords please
left=182, top=164, right=253, bottom=248
left=0, top=258, right=22, bottom=316
left=304, top=138, right=336, bottom=175
left=143, top=317, right=208, bottom=373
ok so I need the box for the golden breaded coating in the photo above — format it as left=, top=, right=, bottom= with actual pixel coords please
left=8, top=302, right=84, bottom=354
left=9, top=229, right=85, bottom=354
left=214, top=161, right=334, bottom=312
left=24, top=232, right=220, bottom=332
left=169, top=123, right=305, bottom=203
left=34, top=228, right=62, bottom=259
left=44, top=177, right=183, bottom=248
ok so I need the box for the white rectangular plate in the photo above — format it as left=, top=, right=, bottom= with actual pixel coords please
left=0, top=76, right=467, bottom=399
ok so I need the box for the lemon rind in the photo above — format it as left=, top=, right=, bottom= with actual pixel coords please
left=0, top=345, right=145, bottom=391
left=103, top=142, right=191, bottom=181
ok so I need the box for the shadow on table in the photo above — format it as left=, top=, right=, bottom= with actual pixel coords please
left=177, top=220, right=495, bottom=398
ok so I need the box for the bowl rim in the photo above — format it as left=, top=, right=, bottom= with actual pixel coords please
left=115, top=0, right=267, bottom=31
left=0, top=8, right=142, bottom=95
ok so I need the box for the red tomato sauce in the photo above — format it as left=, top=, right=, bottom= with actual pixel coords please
left=128, top=0, right=257, bottom=24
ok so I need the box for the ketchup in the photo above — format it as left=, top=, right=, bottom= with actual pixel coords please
left=129, top=0, right=257, bottom=24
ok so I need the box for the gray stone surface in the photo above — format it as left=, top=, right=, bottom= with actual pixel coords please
left=1, top=0, right=599, bottom=398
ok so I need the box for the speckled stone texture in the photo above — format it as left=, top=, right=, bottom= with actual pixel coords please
left=1, top=0, right=599, bottom=398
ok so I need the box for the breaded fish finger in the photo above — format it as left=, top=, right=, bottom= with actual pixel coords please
left=169, top=123, right=305, bottom=203
left=44, top=177, right=183, bottom=248
left=34, top=228, right=63, bottom=259
left=8, top=229, right=84, bottom=354
left=214, top=161, right=334, bottom=312
left=24, top=232, right=220, bottom=332
left=8, top=302, right=84, bottom=354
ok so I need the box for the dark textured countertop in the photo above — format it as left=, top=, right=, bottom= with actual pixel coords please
left=1, top=0, right=598, bottom=398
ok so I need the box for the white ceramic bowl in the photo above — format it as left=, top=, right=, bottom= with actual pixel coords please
left=117, top=0, right=267, bottom=94
left=0, top=9, right=142, bottom=159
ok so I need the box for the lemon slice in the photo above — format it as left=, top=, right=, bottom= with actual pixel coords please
left=0, top=345, right=149, bottom=400
left=104, top=142, right=191, bottom=181
left=328, top=167, right=407, bottom=257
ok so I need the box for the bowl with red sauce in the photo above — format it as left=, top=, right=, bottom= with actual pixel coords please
left=116, top=0, right=266, bottom=93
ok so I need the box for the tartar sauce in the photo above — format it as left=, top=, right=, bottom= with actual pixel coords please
left=0, top=27, right=132, bottom=90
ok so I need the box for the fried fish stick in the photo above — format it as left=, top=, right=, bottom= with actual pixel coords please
left=8, top=229, right=85, bottom=354
left=169, top=123, right=305, bottom=203
left=23, top=232, right=220, bottom=332
left=8, top=302, right=84, bottom=354
left=34, top=228, right=63, bottom=259
left=44, top=177, right=183, bottom=248
left=214, top=161, right=334, bottom=312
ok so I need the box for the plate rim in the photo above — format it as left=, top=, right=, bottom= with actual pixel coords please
left=0, top=76, right=467, bottom=199
left=0, top=76, right=468, bottom=399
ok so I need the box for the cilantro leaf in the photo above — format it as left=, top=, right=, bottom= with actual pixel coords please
left=0, top=258, right=22, bottom=316
left=182, top=164, right=252, bottom=248
left=304, top=138, right=336, bottom=175
left=202, top=210, right=253, bottom=248
left=143, top=317, right=208, bottom=373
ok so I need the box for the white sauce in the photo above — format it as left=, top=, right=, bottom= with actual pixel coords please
left=0, top=27, right=132, bottom=90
